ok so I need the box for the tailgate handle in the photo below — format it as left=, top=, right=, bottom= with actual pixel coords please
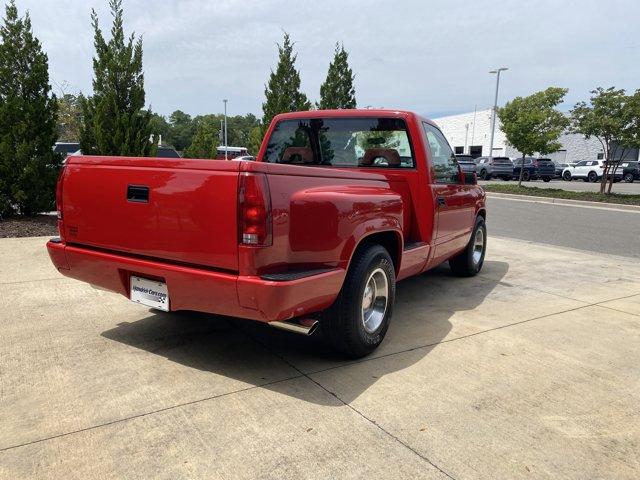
left=436, top=195, right=446, bottom=207
left=127, top=185, right=149, bottom=203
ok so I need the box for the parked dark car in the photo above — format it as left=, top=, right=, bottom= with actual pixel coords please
left=620, top=161, right=640, bottom=183
left=455, top=154, right=477, bottom=174
left=554, top=162, right=568, bottom=178
left=513, top=157, right=555, bottom=182
left=475, top=156, right=513, bottom=180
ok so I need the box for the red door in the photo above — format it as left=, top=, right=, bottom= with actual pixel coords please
left=422, top=123, right=475, bottom=262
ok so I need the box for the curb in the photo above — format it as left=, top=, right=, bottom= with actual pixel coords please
left=485, top=192, right=640, bottom=212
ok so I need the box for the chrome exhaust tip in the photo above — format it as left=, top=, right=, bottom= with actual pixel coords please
left=269, top=318, right=319, bottom=336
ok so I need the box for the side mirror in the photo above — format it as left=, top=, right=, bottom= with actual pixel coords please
left=458, top=166, right=476, bottom=184
left=464, top=171, right=477, bottom=185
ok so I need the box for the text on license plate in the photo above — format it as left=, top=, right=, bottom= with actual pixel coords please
left=130, top=276, right=169, bottom=311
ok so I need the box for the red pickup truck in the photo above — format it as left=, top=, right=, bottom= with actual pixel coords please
left=47, top=109, right=486, bottom=357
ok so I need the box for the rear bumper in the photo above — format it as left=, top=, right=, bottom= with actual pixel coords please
left=47, top=241, right=345, bottom=323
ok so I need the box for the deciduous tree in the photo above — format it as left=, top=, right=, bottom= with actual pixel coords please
left=498, top=87, right=569, bottom=187
left=183, top=115, right=219, bottom=158
left=571, top=87, right=640, bottom=193
left=0, top=1, right=61, bottom=216
left=56, top=91, right=83, bottom=142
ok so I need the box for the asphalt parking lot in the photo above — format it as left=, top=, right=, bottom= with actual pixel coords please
left=1, top=236, right=639, bottom=479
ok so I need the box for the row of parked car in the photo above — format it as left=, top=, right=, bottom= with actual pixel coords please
left=455, top=155, right=640, bottom=183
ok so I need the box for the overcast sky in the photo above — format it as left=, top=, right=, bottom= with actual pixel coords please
left=16, top=0, right=640, bottom=119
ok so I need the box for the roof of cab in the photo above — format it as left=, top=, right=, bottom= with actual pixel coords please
left=273, top=109, right=434, bottom=124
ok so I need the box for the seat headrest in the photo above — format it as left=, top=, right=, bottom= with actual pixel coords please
left=361, top=148, right=401, bottom=167
left=281, top=147, right=314, bottom=164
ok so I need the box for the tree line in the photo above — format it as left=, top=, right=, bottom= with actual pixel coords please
left=56, top=29, right=354, bottom=160
left=0, top=0, right=356, bottom=216
left=1, top=0, right=638, bottom=217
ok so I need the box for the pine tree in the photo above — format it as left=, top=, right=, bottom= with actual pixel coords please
left=262, top=32, right=311, bottom=128
left=0, top=1, right=61, bottom=216
left=318, top=43, right=356, bottom=110
left=80, top=0, right=153, bottom=156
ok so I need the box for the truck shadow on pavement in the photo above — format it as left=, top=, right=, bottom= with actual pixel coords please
left=102, top=260, right=508, bottom=406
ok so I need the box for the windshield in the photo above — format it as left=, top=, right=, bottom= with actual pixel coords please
left=264, top=117, right=415, bottom=168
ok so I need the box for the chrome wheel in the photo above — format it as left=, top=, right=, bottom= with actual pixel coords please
left=361, top=268, right=389, bottom=333
left=472, top=227, right=485, bottom=265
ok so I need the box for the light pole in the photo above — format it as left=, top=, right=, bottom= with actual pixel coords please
left=223, top=99, right=228, bottom=160
left=488, top=67, right=508, bottom=162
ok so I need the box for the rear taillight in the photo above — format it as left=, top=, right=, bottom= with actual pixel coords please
left=55, top=166, right=66, bottom=220
left=238, top=172, right=272, bottom=246
left=55, top=166, right=66, bottom=240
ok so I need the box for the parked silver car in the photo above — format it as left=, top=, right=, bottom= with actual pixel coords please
left=474, top=156, right=514, bottom=180
left=455, top=154, right=477, bottom=174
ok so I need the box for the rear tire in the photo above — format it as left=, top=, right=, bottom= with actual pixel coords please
left=624, top=173, right=634, bottom=183
left=480, top=170, right=490, bottom=180
left=588, top=171, right=598, bottom=182
left=321, top=244, right=395, bottom=358
left=543, top=177, right=551, bottom=182
left=449, top=216, right=486, bottom=277
left=521, top=171, right=531, bottom=182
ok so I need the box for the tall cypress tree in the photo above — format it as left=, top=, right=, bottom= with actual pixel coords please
left=318, top=43, right=356, bottom=110
left=0, top=1, right=61, bottom=216
left=262, top=32, right=311, bottom=128
left=80, top=0, right=153, bottom=156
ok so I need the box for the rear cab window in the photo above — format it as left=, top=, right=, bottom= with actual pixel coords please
left=263, top=117, right=415, bottom=168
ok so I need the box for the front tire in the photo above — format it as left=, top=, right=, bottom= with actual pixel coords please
left=563, top=171, right=572, bottom=181
left=449, top=216, right=487, bottom=277
left=543, top=177, right=551, bottom=182
left=521, top=171, right=531, bottom=182
left=321, top=244, right=396, bottom=358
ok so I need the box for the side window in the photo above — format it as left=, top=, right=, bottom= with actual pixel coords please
left=576, top=161, right=587, bottom=166
left=422, top=123, right=459, bottom=184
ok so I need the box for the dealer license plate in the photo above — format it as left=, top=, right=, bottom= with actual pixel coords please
left=130, top=276, right=169, bottom=311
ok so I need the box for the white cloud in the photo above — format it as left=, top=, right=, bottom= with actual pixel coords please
left=15, top=0, right=640, bottom=118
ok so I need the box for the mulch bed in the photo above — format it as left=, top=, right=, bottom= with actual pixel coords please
left=0, top=214, right=58, bottom=238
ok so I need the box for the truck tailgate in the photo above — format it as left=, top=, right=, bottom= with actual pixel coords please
left=61, top=156, right=240, bottom=271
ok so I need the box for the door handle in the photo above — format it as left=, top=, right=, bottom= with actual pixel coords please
left=436, top=196, right=446, bottom=207
left=127, top=185, right=149, bottom=203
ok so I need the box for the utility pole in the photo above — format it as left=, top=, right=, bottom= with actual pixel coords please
left=464, top=123, right=469, bottom=154
left=470, top=105, right=477, bottom=152
left=223, top=99, right=228, bottom=160
left=488, top=68, right=508, bottom=162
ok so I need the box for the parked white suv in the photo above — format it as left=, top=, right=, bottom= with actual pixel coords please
left=562, top=160, right=621, bottom=182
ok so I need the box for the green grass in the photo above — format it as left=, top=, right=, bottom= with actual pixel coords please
left=482, top=184, right=640, bottom=206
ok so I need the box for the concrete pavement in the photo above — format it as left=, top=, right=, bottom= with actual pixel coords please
left=1, top=236, right=639, bottom=479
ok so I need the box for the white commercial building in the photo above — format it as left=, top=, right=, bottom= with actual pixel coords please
left=431, top=109, right=637, bottom=164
